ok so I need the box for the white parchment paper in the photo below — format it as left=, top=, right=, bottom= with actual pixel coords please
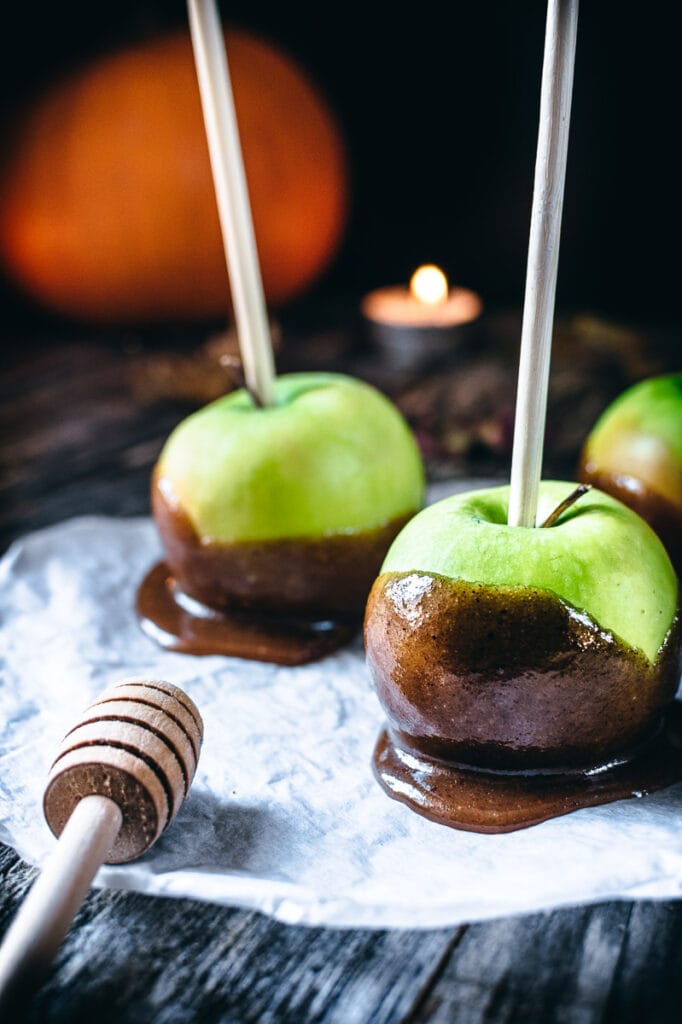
left=2, top=481, right=682, bottom=930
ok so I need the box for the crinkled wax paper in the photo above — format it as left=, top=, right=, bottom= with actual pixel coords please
left=2, top=481, right=682, bottom=930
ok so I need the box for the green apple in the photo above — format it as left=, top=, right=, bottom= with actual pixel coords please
left=579, top=373, right=682, bottom=572
left=148, top=371, right=425, bottom=626
left=365, top=480, right=680, bottom=781
left=156, top=371, right=424, bottom=542
left=380, top=480, right=676, bottom=662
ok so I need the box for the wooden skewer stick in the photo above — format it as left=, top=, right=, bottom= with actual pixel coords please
left=187, top=0, right=276, bottom=408
left=508, top=0, right=579, bottom=528
left=0, top=679, right=204, bottom=1016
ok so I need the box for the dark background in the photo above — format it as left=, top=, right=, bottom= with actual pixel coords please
left=0, top=0, right=678, bottom=331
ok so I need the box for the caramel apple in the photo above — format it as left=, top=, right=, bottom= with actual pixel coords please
left=579, top=373, right=682, bottom=573
left=364, top=482, right=682, bottom=833
left=138, top=372, right=425, bottom=664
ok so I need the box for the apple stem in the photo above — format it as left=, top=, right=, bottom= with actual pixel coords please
left=507, top=0, right=579, bottom=528
left=187, top=0, right=276, bottom=408
left=539, top=483, right=591, bottom=528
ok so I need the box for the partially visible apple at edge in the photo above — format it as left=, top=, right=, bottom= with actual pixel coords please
left=579, top=373, right=682, bottom=573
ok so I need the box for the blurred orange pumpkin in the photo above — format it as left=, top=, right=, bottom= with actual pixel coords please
left=0, top=28, right=349, bottom=324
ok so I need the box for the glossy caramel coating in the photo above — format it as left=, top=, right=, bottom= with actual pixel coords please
left=152, top=475, right=412, bottom=620
left=365, top=572, right=682, bottom=831
left=136, top=561, right=356, bottom=665
left=373, top=710, right=682, bottom=834
left=365, top=573, right=681, bottom=771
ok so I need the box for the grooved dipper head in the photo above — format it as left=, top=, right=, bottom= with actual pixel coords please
left=43, top=679, right=204, bottom=863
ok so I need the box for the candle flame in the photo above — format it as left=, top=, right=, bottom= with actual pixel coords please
left=410, top=265, right=448, bottom=305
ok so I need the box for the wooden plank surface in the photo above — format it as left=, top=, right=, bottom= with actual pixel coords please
left=2, top=323, right=682, bottom=1022
left=5, top=839, right=682, bottom=1023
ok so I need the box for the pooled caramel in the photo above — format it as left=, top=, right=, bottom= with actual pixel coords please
left=136, top=479, right=412, bottom=664
left=136, top=562, right=357, bottom=665
left=365, top=572, right=682, bottom=832
left=373, top=711, right=682, bottom=834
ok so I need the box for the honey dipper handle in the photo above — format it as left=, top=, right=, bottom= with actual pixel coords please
left=0, top=795, right=122, bottom=1014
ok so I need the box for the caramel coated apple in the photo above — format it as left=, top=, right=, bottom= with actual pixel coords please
left=364, top=482, right=682, bottom=831
left=579, top=373, right=682, bottom=573
left=139, top=372, right=425, bottom=664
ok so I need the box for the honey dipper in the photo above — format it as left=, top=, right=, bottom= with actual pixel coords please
left=0, top=678, right=203, bottom=1012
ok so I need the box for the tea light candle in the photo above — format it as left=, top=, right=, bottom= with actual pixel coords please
left=361, top=265, right=483, bottom=370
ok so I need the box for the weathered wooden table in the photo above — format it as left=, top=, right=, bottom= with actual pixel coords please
left=1, top=310, right=681, bottom=1022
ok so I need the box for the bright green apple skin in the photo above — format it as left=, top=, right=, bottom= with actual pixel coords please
left=156, top=372, right=425, bottom=543
left=581, top=374, right=682, bottom=510
left=381, top=481, right=677, bottom=664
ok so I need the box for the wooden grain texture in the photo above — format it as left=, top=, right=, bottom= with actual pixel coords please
left=410, top=902, right=631, bottom=1023
left=6, top=839, right=682, bottom=1023
left=3, top=329, right=682, bottom=1022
